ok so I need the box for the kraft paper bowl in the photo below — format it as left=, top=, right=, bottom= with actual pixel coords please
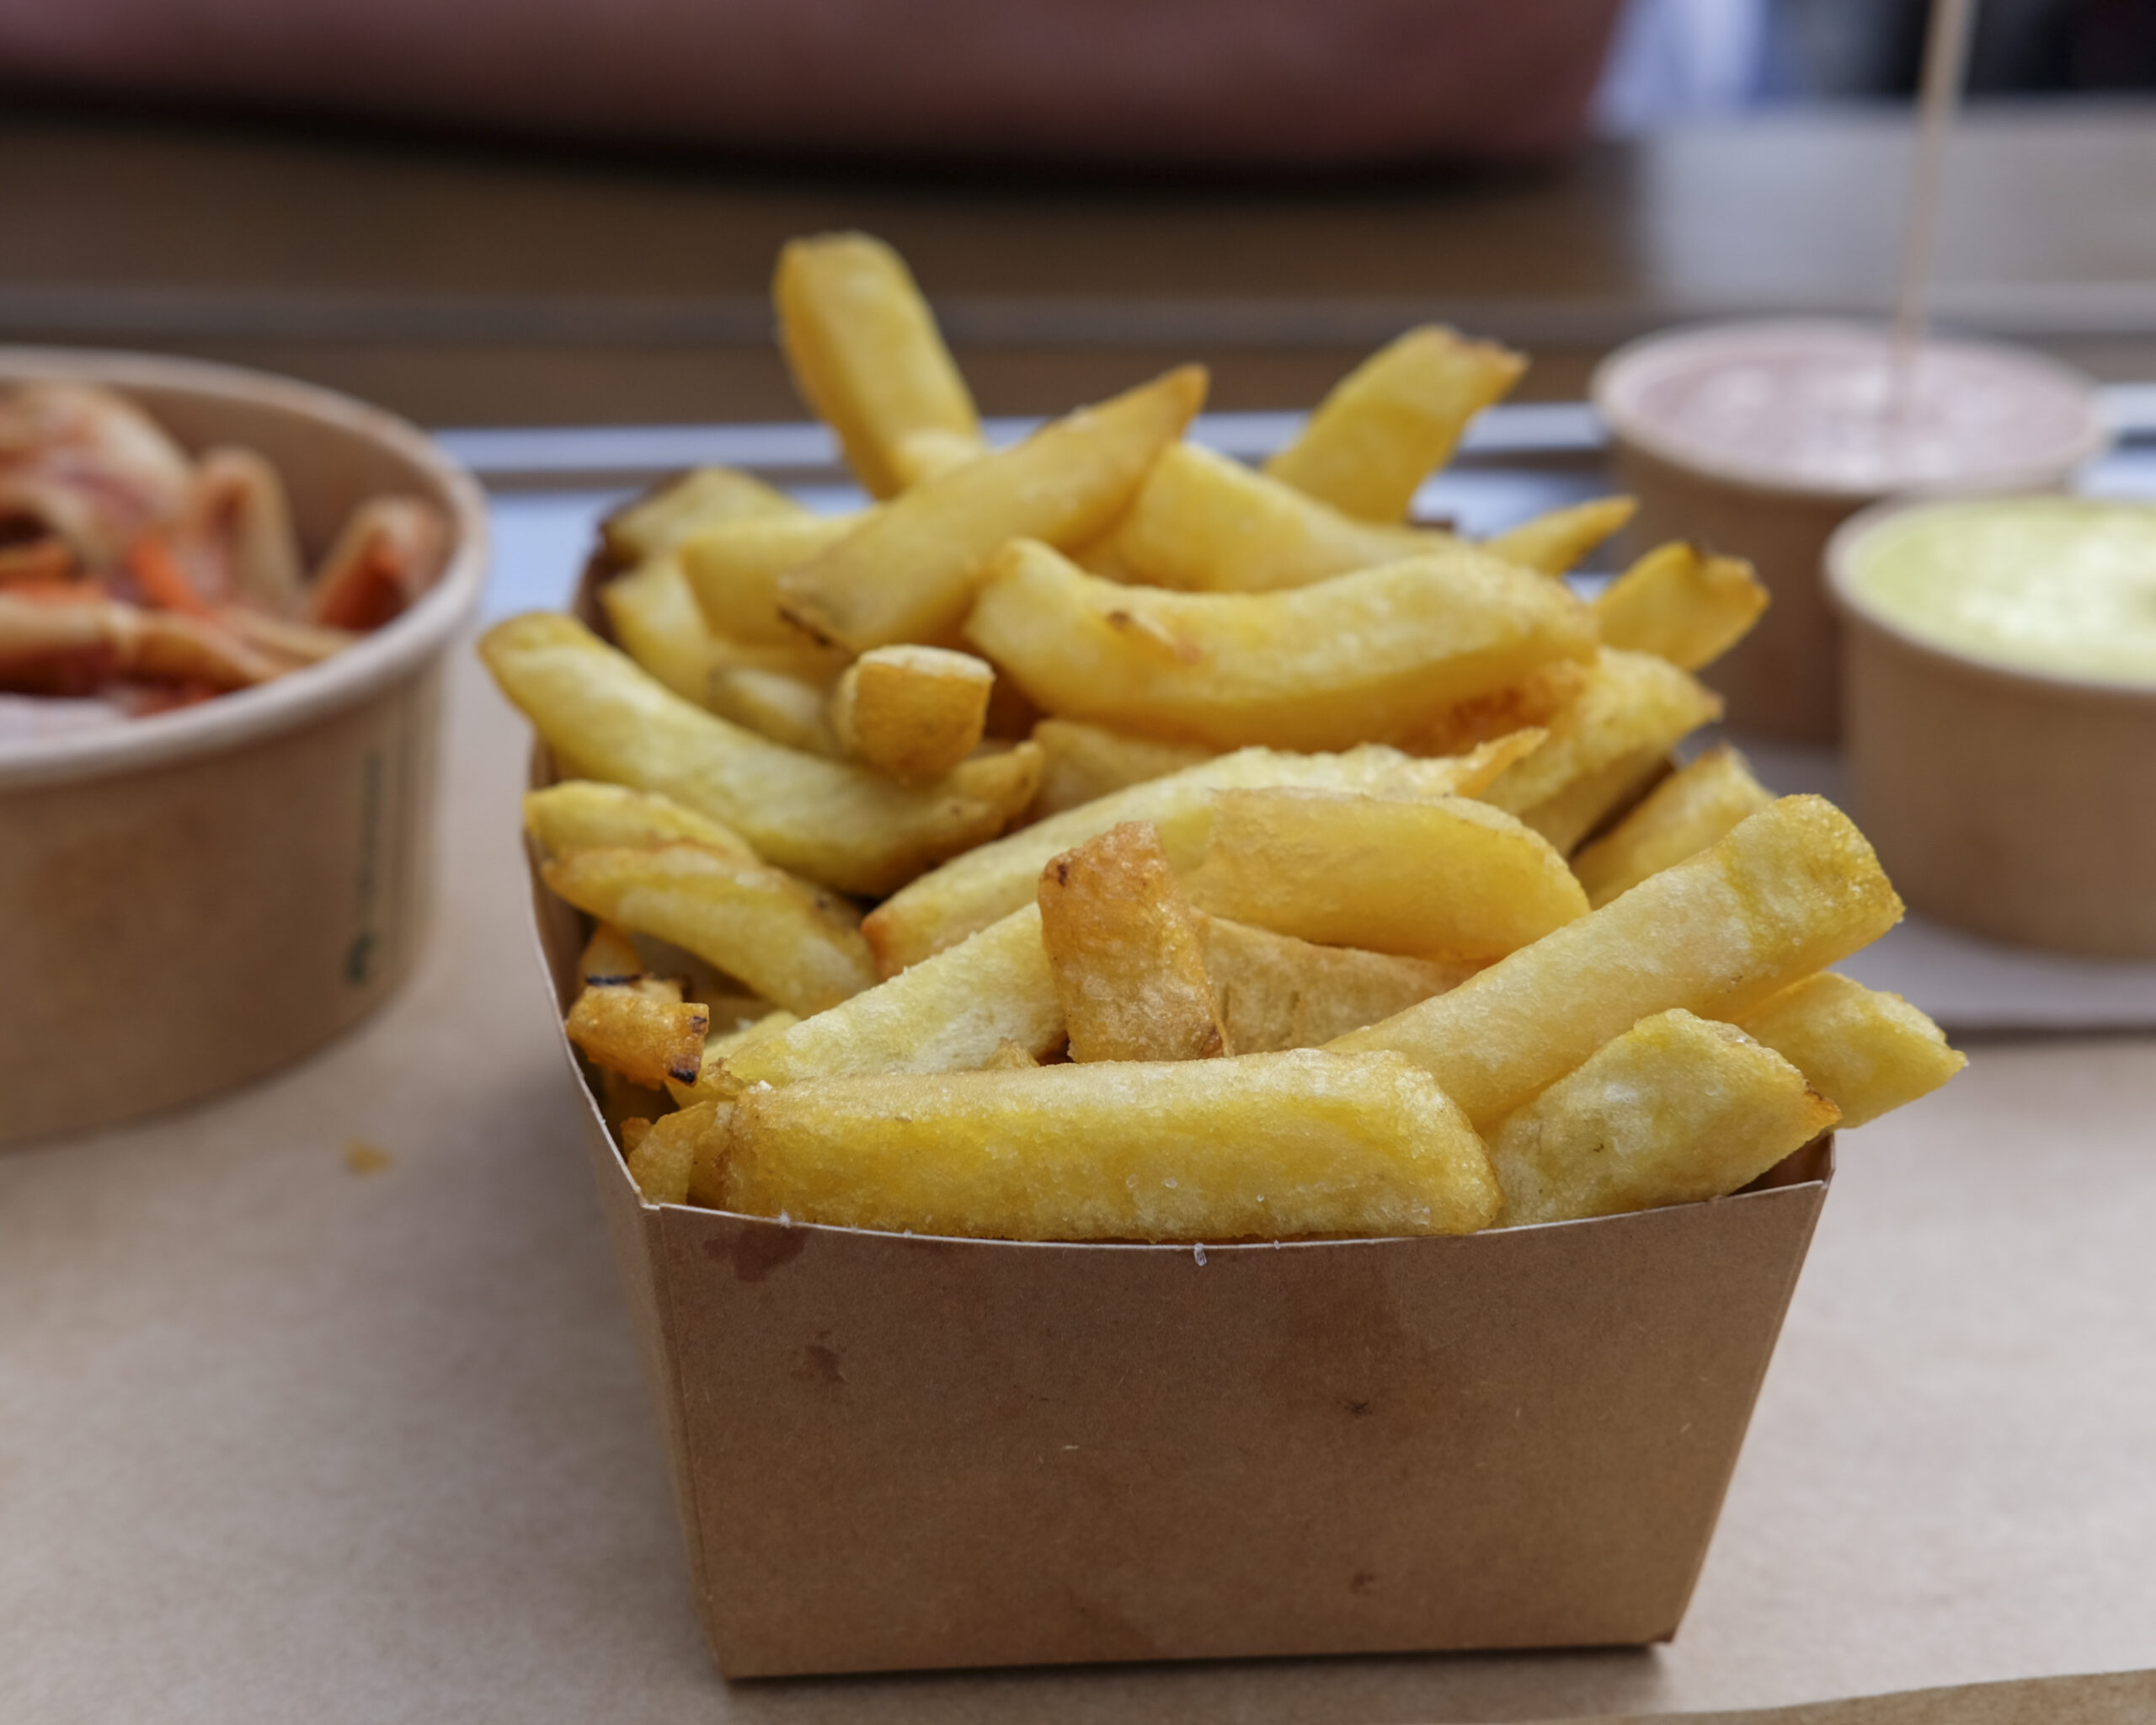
left=0, top=348, right=488, bottom=1146
left=1826, top=495, right=2156, bottom=958
left=1594, top=320, right=2105, bottom=744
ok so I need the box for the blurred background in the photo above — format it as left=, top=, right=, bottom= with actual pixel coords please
left=3, top=0, right=2151, bottom=428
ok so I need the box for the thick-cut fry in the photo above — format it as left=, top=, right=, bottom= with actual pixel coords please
left=566, top=983, right=711, bottom=1089
left=544, top=843, right=875, bottom=1017
left=578, top=920, right=644, bottom=985
left=1735, top=972, right=1965, bottom=1130
left=1028, top=718, right=1218, bottom=818
left=1481, top=649, right=1723, bottom=853
left=779, top=366, right=1206, bottom=650
left=1487, top=1010, right=1838, bottom=1226
left=1331, top=796, right=1904, bottom=1129
left=1263, top=327, right=1525, bottom=521
left=1199, top=917, right=1473, bottom=1053
left=774, top=232, right=985, bottom=498
left=1039, top=822, right=1227, bottom=1062
left=1186, top=790, right=1588, bottom=962
left=1391, top=658, right=1590, bottom=759
left=1572, top=745, right=1774, bottom=908
left=525, top=780, right=758, bottom=863
left=1482, top=496, right=1639, bottom=575
left=666, top=1009, right=802, bottom=1107
left=481, top=614, right=1040, bottom=896
left=829, top=644, right=995, bottom=782
left=862, top=732, right=1542, bottom=973
left=1594, top=542, right=1770, bottom=671
left=965, top=538, right=1596, bottom=752
left=719, top=1048, right=1500, bottom=1241
left=599, top=555, right=841, bottom=706
left=624, top=1098, right=730, bottom=1205
left=723, top=905, right=1063, bottom=1092
left=602, top=467, right=801, bottom=564
left=680, top=513, right=862, bottom=644
left=1107, top=441, right=1446, bottom=593
left=707, top=665, right=843, bottom=757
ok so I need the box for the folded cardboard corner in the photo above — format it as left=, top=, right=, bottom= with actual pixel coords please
left=530, top=852, right=1833, bottom=1681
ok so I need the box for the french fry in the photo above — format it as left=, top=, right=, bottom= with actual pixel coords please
left=981, top=1038, right=1040, bottom=1071
left=602, top=467, right=801, bottom=564
left=1107, top=441, right=1445, bottom=593
left=778, top=366, right=1205, bottom=650
left=1263, top=326, right=1525, bottom=521
left=964, top=538, right=1596, bottom=752
left=599, top=555, right=842, bottom=707
left=680, top=512, right=862, bottom=644
left=1487, top=1010, right=1838, bottom=1226
left=862, top=731, right=1543, bottom=973
left=481, top=613, right=1040, bottom=896
left=566, top=983, right=711, bottom=1089
left=774, top=232, right=985, bottom=498
left=1390, top=658, right=1590, bottom=759
left=1028, top=718, right=1219, bottom=818
left=828, top=644, right=995, bottom=782
left=1331, top=795, right=1905, bottom=1129
left=624, top=1097, right=729, bottom=1206
left=544, top=843, right=876, bottom=1017
left=707, top=665, right=843, bottom=757
left=1482, top=496, right=1638, bottom=575
left=723, top=905, right=1064, bottom=1092
left=1199, top=916, right=1474, bottom=1053
left=665, top=1008, right=802, bottom=1107
left=1481, top=649, right=1723, bottom=853
left=1039, top=822, right=1227, bottom=1062
left=1594, top=542, right=1770, bottom=671
left=525, top=780, right=758, bottom=864
left=1735, top=972, right=1965, bottom=1130
left=1571, top=745, right=1774, bottom=908
left=1185, top=789, right=1588, bottom=962
left=577, top=920, right=645, bottom=985
left=719, top=1048, right=1501, bottom=1241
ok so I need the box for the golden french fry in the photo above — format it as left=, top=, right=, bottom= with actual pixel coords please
left=980, top=1038, right=1039, bottom=1071
left=1028, top=718, right=1219, bottom=818
left=1263, top=326, right=1525, bottom=521
left=862, top=731, right=1543, bottom=974
left=719, top=1048, right=1500, bottom=1241
left=1594, top=541, right=1769, bottom=671
left=577, top=919, right=644, bottom=985
left=1487, top=1010, right=1838, bottom=1226
left=1039, top=822, right=1227, bottom=1062
left=525, top=780, right=758, bottom=863
left=566, top=983, right=711, bottom=1089
left=1735, top=972, right=1966, bottom=1130
left=1331, top=796, right=1904, bottom=1129
left=1107, top=441, right=1445, bottom=593
left=1185, top=789, right=1587, bottom=963
left=680, top=512, right=862, bottom=644
left=1481, top=649, right=1723, bottom=853
left=724, top=905, right=1064, bottom=1092
left=624, top=1098, right=729, bottom=1206
left=482, top=614, right=1040, bottom=896
left=544, top=843, right=875, bottom=1017
left=1572, top=744, right=1774, bottom=908
left=778, top=366, right=1206, bottom=650
left=1482, top=496, right=1638, bottom=574
left=829, top=644, right=995, bottom=782
left=1199, top=916, right=1474, bottom=1053
left=774, top=232, right=985, bottom=498
left=707, top=665, right=843, bottom=757
left=965, top=538, right=1596, bottom=752
left=665, top=1008, right=802, bottom=1107
left=1390, top=658, right=1591, bottom=760
left=602, top=467, right=801, bottom=564
left=599, top=555, right=842, bottom=706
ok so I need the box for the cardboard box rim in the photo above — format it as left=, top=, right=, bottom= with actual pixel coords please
left=531, top=562, right=1837, bottom=1680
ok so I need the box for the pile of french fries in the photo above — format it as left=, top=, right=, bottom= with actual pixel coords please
left=484, top=232, right=1966, bottom=1244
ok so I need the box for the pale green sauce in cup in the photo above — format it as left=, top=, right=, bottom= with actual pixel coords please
left=1847, top=498, right=2156, bottom=686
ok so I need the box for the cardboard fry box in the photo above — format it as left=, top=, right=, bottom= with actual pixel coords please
left=529, top=843, right=1832, bottom=1680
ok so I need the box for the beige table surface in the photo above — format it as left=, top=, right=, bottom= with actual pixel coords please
left=6, top=650, right=2155, bottom=1723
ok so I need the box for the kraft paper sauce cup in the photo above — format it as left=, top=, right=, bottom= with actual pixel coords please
left=0, top=349, right=488, bottom=1145
left=1827, top=494, right=2156, bottom=959
left=1595, top=320, right=2106, bottom=743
